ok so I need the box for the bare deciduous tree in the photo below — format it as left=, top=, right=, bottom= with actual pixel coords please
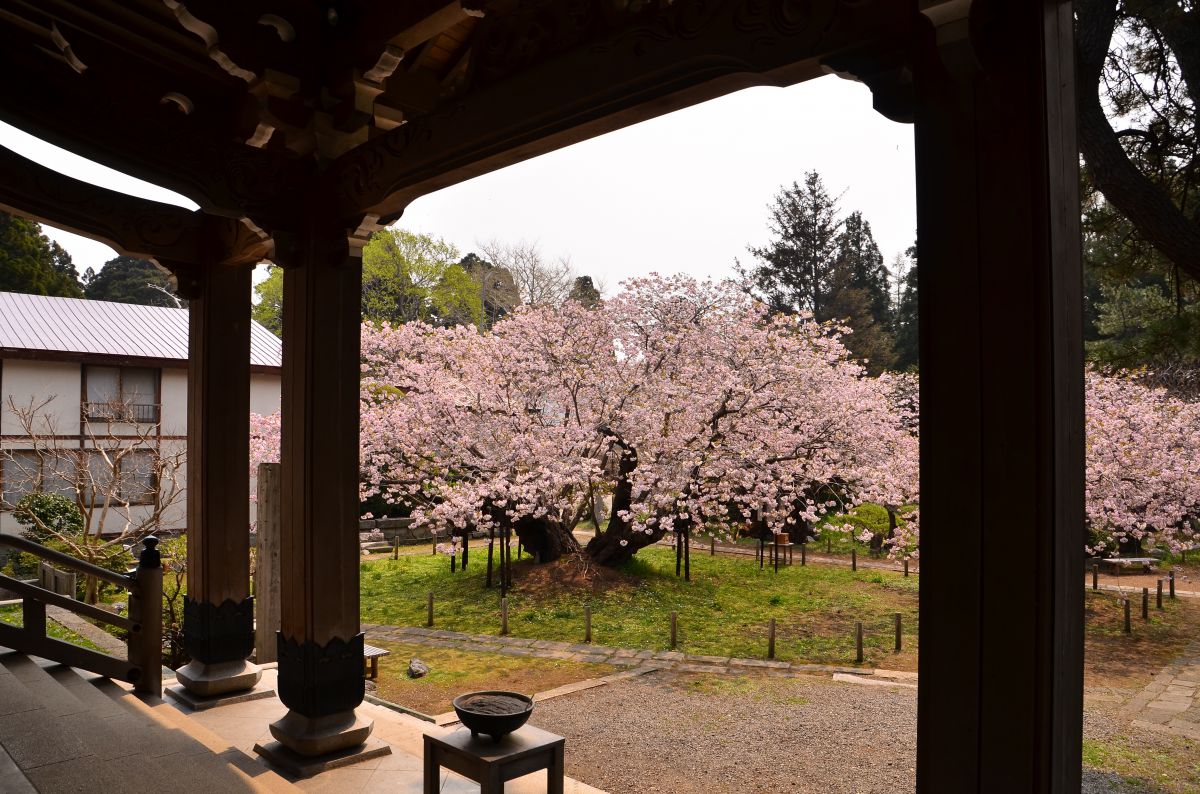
left=1, top=395, right=185, bottom=602
left=477, top=239, right=575, bottom=307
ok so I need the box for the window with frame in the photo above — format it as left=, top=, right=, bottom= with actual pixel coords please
left=84, top=366, right=160, bottom=423
left=0, top=450, right=79, bottom=508
left=82, top=449, right=157, bottom=507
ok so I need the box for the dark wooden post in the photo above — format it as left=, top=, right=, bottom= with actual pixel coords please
left=801, top=543, right=806, bottom=566
left=669, top=612, right=677, bottom=650
left=175, top=263, right=262, bottom=700
left=903, top=558, right=909, bottom=578
left=911, top=3, right=1083, bottom=791
left=895, top=613, right=903, bottom=654
left=267, top=227, right=374, bottom=760
left=855, top=622, right=863, bottom=664
left=1157, top=580, right=1163, bottom=610
left=683, top=527, right=690, bottom=582
left=1092, top=564, right=1098, bottom=590
left=132, top=537, right=163, bottom=696
left=584, top=604, right=592, bottom=643
left=1123, top=599, right=1131, bottom=633
left=486, top=531, right=494, bottom=589
left=427, top=592, right=434, bottom=627
left=767, top=618, right=776, bottom=660
left=851, top=546, right=857, bottom=572
left=1141, top=588, right=1148, bottom=620
left=1169, top=570, right=1175, bottom=599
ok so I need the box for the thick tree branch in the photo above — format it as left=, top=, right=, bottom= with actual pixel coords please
left=1076, top=0, right=1200, bottom=283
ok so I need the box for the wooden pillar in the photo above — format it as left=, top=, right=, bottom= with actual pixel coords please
left=255, top=462, right=282, bottom=664
left=268, top=228, right=372, bottom=757
left=176, top=263, right=262, bottom=698
left=912, top=3, right=1083, bottom=792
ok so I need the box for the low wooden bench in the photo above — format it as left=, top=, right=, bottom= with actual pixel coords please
left=363, top=643, right=390, bottom=680
left=1099, top=557, right=1157, bottom=575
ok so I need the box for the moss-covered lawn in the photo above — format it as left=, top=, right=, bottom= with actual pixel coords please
left=360, top=545, right=920, bottom=669
left=370, top=640, right=613, bottom=715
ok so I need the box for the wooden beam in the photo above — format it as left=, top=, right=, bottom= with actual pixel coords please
left=0, top=47, right=309, bottom=227
left=325, top=0, right=911, bottom=222
left=0, top=145, right=269, bottom=266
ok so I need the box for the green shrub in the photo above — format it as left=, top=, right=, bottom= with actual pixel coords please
left=13, top=492, right=83, bottom=543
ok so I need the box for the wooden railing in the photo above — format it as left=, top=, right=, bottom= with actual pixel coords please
left=0, top=534, right=162, bottom=695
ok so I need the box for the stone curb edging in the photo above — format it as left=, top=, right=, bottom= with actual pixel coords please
left=363, top=623, right=917, bottom=683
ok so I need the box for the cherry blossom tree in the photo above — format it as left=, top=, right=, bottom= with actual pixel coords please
left=1085, top=372, right=1200, bottom=556
left=345, top=275, right=920, bottom=566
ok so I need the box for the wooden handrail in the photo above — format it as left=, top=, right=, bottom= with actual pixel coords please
left=0, top=534, right=162, bottom=696
left=0, top=534, right=133, bottom=589
left=0, top=574, right=135, bottom=632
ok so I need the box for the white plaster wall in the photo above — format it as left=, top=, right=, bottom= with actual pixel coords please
left=250, top=373, right=281, bottom=415
left=0, top=360, right=81, bottom=437
left=1, top=361, right=281, bottom=537
left=159, top=368, right=188, bottom=436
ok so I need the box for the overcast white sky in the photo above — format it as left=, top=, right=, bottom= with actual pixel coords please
left=1, top=74, right=915, bottom=293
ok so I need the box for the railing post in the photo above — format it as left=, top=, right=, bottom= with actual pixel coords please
left=132, top=536, right=163, bottom=696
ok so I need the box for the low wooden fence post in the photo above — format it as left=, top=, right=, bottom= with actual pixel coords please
left=132, top=537, right=162, bottom=696
left=851, top=547, right=857, bottom=572
left=1123, top=599, right=1131, bottom=633
left=710, top=537, right=715, bottom=556
left=903, top=559, right=909, bottom=578
left=1142, top=588, right=1149, bottom=620
left=801, top=543, right=806, bottom=566
left=1169, top=570, right=1176, bottom=599
left=1092, top=563, right=1098, bottom=590
left=767, top=618, right=776, bottom=660
left=427, top=591, right=434, bottom=627
left=855, top=622, right=864, bottom=663
left=1157, top=579, right=1164, bottom=610
left=894, top=613, right=902, bottom=653
left=670, top=612, right=677, bottom=650
left=585, top=604, right=592, bottom=643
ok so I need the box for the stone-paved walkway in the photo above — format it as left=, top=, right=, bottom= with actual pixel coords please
left=1124, top=640, right=1200, bottom=740
left=362, top=624, right=915, bottom=682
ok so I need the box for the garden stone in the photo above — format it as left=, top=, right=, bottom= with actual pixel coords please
left=407, top=658, right=430, bottom=679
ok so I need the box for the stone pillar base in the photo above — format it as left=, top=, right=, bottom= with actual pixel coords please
left=175, top=658, right=262, bottom=698
left=268, top=709, right=374, bottom=757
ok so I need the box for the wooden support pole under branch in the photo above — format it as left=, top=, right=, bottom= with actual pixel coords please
left=851, top=546, right=857, bottom=572
left=768, top=618, right=776, bottom=660
left=710, top=537, right=715, bottom=556
left=801, top=543, right=806, bottom=566
left=894, top=612, right=902, bottom=653
left=427, top=591, right=434, bottom=627
left=855, top=621, right=864, bottom=663
left=684, top=527, right=690, bottom=582
left=486, top=534, right=494, bottom=589
left=1142, top=588, right=1149, bottom=620
left=1092, top=563, right=1098, bottom=590
left=1170, top=570, right=1176, bottom=599
left=501, top=597, right=509, bottom=636
left=903, top=558, right=909, bottom=578
left=1123, top=599, right=1131, bottom=634
left=1157, top=579, right=1164, bottom=610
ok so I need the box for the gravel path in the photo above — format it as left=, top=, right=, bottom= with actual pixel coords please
left=528, top=671, right=1188, bottom=793
left=528, top=671, right=917, bottom=794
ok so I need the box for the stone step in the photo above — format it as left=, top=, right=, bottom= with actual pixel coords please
left=0, top=647, right=298, bottom=793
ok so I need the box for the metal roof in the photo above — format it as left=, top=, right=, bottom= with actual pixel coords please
left=0, top=291, right=281, bottom=369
